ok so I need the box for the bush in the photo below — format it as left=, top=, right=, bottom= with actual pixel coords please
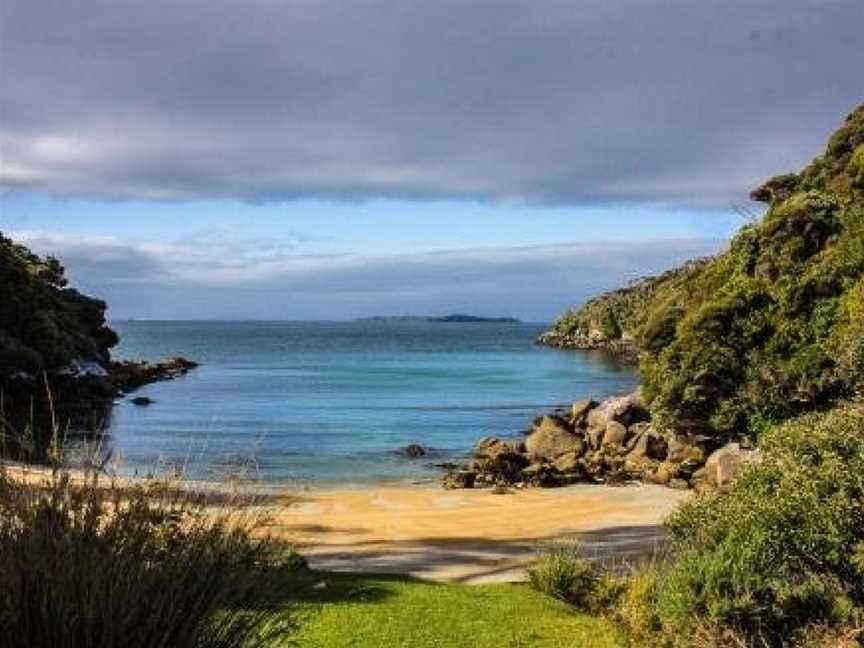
left=652, top=401, right=864, bottom=645
left=617, top=562, right=662, bottom=639
left=528, top=546, right=601, bottom=609
left=0, top=468, right=297, bottom=648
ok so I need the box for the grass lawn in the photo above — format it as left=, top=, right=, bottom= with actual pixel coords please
left=281, top=571, right=621, bottom=648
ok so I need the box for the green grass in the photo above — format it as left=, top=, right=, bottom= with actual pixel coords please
left=282, top=570, right=622, bottom=648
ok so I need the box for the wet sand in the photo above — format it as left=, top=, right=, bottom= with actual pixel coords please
left=265, top=483, right=688, bottom=583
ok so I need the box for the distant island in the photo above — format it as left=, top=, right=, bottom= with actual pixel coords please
left=357, top=314, right=521, bottom=323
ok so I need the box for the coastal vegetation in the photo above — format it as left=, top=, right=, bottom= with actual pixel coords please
left=523, top=103, right=864, bottom=646
left=0, top=232, right=197, bottom=461
left=0, top=467, right=297, bottom=647
left=545, top=104, right=864, bottom=442
left=0, top=232, right=117, bottom=376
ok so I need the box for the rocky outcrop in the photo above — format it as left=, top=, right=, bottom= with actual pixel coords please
left=443, top=389, right=721, bottom=490
left=108, top=357, right=199, bottom=393
left=535, top=330, right=638, bottom=361
left=693, top=442, right=761, bottom=492
left=1, top=231, right=199, bottom=461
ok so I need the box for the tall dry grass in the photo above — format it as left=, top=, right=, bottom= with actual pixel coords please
left=0, top=465, right=299, bottom=648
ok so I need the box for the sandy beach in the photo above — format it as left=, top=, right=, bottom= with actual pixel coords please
left=265, top=482, right=688, bottom=583
left=4, top=462, right=687, bottom=584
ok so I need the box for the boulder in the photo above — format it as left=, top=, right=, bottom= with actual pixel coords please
left=625, top=422, right=650, bottom=452
left=569, top=399, right=596, bottom=425
left=402, top=443, right=427, bottom=458
left=443, top=470, right=476, bottom=489
left=628, top=430, right=668, bottom=461
left=586, top=408, right=608, bottom=430
left=526, top=416, right=583, bottom=461
left=587, top=427, right=605, bottom=450
left=474, top=437, right=520, bottom=459
left=585, top=390, right=649, bottom=431
left=131, top=396, right=154, bottom=406
left=520, top=463, right=560, bottom=487
left=602, top=421, right=628, bottom=447
left=666, top=433, right=709, bottom=465
left=552, top=451, right=583, bottom=475
left=605, top=390, right=650, bottom=426
left=703, top=443, right=760, bottom=490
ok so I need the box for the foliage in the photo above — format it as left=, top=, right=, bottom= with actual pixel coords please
left=0, top=232, right=118, bottom=375
left=651, top=401, right=864, bottom=645
left=527, top=545, right=601, bottom=608
left=552, top=104, right=864, bottom=439
left=552, top=258, right=710, bottom=345
left=0, top=468, right=297, bottom=648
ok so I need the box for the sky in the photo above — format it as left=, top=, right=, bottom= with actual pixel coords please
left=1, top=0, right=862, bottom=320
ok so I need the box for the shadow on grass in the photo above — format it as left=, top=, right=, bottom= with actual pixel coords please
left=261, top=564, right=432, bottom=607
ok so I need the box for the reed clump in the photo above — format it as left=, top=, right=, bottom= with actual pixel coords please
left=0, top=466, right=299, bottom=648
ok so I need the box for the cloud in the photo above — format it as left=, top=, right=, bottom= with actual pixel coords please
left=13, top=231, right=722, bottom=320
left=0, top=0, right=860, bottom=206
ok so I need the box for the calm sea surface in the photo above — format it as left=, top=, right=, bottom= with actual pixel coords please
left=103, top=321, right=637, bottom=484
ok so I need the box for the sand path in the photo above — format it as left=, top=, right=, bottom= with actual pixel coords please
left=266, top=483, right=688, bottom=584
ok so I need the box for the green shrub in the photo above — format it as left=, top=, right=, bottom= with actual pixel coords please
left=528, top=546, right=602, bottom=610
left=617, top=562, right=663, bottom=639
left=653, top=401, right=864, bottom=644
left=0, top=468, right=297, bottom=648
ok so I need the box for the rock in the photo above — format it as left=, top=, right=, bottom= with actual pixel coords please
left=474, top=437, right=525, bottom=459
left=443, top=470, right=476, bottom=489
left=666, top=433, right=709, bottom=465
left=402, top=444, right=427, bottom=458
left=569, top=399, right=596, bottom=425
left=521, top=463, right=560, bottom=487
left=110, top=356, right=198, bottom=393
left=604, top=470, right=631, bottom=486
left=602, top=420, right=628, bottom=447
left=552, top=451, right=583, bottom=475
left=586, top=408, right=608, bottom=430
left=651, top=462, right=675, bottom=485
left=474, top=437, right=504, bottom=457
left=525, top=416, right=583, bottom=461
left=628, top=430, right=668, bottom=461
left=703, top=443, right=760, bottom=490
left=587, top=427, right=605, bottom=450
left=131, top=396, right=154, bottom=406
left=605, top=390, right=650, bottom=427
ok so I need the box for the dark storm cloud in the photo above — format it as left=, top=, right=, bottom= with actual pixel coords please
left=15, top=231, right=722, bottom=320
left=1, top=0, right=861, bottom=205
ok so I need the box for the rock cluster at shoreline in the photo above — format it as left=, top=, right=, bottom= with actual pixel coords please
left=109, top=356, right=199, bottom=394
left=442, top=389, right=759, bottom=492
left=535, top=330, right=639, bottom=362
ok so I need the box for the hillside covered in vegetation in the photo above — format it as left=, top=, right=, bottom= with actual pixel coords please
left=546, top=104, right=864, bottom=440
left=0, top=233, right=118, bottom=377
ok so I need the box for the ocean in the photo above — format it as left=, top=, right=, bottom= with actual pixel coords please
left=103, top=320, right=637, bottom=485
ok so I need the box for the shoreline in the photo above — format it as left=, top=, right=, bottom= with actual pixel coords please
left=3, top=461, right=688, bottom=584
left=266, top=481, right=688, bottom=583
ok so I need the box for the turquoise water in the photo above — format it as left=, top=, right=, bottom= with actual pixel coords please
left=105, top=321, right=637, bottom=484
